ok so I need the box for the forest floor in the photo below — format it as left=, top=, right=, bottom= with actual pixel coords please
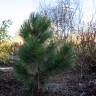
left=0, top=68, right=29, bottom=96
left=0, top=67, right=96, bottom=96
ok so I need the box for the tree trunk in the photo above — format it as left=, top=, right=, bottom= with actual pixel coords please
left=32, top=72, right=44, bottom=96
left=32, top=87, right=43, bottom=96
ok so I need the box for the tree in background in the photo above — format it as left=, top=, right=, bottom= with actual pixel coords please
left=39, top=0, right=80, bottom=39
left=14, top=13, right=75, bottom=96
left=0, top=19, right=12, bottom=40
left=0, top=20, right=15, bottom=66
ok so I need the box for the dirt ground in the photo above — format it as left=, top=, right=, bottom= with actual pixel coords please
left=0, top=68, right=95, bottom=96
left=0, top=70, right=29, bottom=96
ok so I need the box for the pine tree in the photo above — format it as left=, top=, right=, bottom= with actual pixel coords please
left=14, top=13, right=75, bottom=96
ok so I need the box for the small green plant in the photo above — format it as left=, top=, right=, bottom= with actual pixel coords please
left=14, top=13, right=75, bottom=96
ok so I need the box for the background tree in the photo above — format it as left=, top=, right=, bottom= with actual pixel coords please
left=0, top=19, right=12, bottom=40
left=14, top=13, right=75, bottom=96
left=0, top=19, right=14, bottom=66
left=39, top=0, right=80, bottom=38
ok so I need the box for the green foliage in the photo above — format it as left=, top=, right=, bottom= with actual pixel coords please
left=19, top=36, right=44, bottom=63
left=0, top=20, right=12, bottom=40
left=0, top=19, right=14, bottom=65
left=0, top=40, right=16, bottom=65
left=14, top=13, right=75, bottom=96
left=14, top=60, right=33, bottom=84
left=43, top=42, right=74, bottom=77
left=55, top=42, right=74, bottom=69
left=20, top=13, right=51, bottom=43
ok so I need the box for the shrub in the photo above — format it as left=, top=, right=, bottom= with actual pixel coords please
left=75, top=32, right=96, bottom=74
left=0, top=40, right=17, bottom=66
